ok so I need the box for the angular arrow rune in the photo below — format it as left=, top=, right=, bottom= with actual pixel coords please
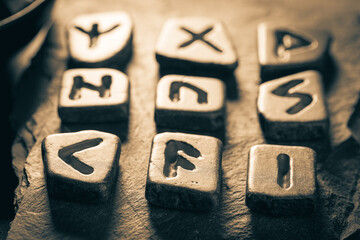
left=163, top=140, right=202, bottom=178
left=271, top=79, right=313, bottom=114
left=58, top=138, right=103, bottom=175
left=169, top=81, right=208, bottom=104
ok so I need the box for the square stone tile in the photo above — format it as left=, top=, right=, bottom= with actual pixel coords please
left=258, top=22, right=331, bottom=81
left=67, top=11, right=133, bottom=68
left=58, top=68, right=129, bottom=123
left=42, top=130, right=121, bottom=202
left=145, top=132, right=222, bottom=211
left=156, top=17, right=238, bottom=75
left=155, top=75, right=226, bottom=131
left=257, top=70, right=328, bottom=141
left=246, top=144, right=316, bottom=215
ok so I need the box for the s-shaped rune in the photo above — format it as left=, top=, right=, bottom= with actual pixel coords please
left=75, top=23, right=120, bottom=48
left=178, top=26, right=223, bottom=53
left=272, top=79, right=313, bottom=114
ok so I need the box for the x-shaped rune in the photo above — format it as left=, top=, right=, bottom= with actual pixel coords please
left=178, top=26, right=223, bottom=53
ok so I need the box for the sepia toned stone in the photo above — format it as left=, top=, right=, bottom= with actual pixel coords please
left=67, top=11, right=133, bottom=68
left=58, top=68, right=129, bottom=123
left=246, top=144, right=316, bottom=215
left=258, top=22, right=331, bottom=81
left=155, top=75, right=226, bottom=131
left=42, top=130, right=121, bottom=202
left=156, top=17, right=238, bottom=76
left=145, top=132, right=222, bottom=211
left=257, top=70, right=328, bottom=141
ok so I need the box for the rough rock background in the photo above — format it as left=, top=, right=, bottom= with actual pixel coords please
left=5, top=0, right=360, bottom=239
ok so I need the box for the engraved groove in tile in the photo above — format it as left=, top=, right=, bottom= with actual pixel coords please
left=277, top=153, right=291, bottom=189
left=179, top=26, right=223, bottom=53
left=74, top=23, right=120, bottom=48
left=163, top=140, right=200, bottom=178
left=69, top=75, right=112, bottom=100
left=169, top=81, right=208, bottom=104
left=271, top=79, right=313, bottom=114
left=275, top=30, right=315, bottom=61
left=58, top=138, right=103, bottom=175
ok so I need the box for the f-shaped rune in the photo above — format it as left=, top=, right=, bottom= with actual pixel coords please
left=179, top=26, right=223, bottom=53
left=163, top=140, right=201, bottom=178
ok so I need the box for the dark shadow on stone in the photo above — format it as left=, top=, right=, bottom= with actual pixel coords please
left=49, top=196, right=114, bottom=239
left=321, top=54, right=338, bottom=92
left=265, top=134, right=331, bottom=163
left=156, top=123, right=226, bottom=145
left=260, top=52, right=337, bottom=86
left=67, top=33, right=133, bottom=74
left=148, top=204, right=223, bottom=240
left=159, top=66, right=239, bottom=101
left=317, top=137, right=360, bottom=237
left=0, top=62, right=18, bottom=220
left=61, top=119, right=129, bottom=143
left=249, top=207, right=337, bottom=240
left=10, top=24, right=61, bottom=132
left=323, top=137, right=360, bottom=174
left=48, top=172, right=118, bottom=240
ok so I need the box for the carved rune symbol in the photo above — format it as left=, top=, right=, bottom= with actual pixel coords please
left=58, top=138, right=103, bottom=175
left=179, top=26, right=223, bottom=53
left=275, top=30, right=313, bottom=61
left=277, top=153, right=291, bottom=189
left=272, top=79, right=313, bottom=114
left=169, top=81, right=208, bottom=104
left=69, top=75, right=112, bottom=100
left=163, top=140, right=202, bottom=178
left=74, top=23, right=120, bottom=48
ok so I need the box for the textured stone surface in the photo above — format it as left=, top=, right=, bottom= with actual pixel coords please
left=6, top=0, right=360, bottom=239
left=347, top=92, right=360, bottom=144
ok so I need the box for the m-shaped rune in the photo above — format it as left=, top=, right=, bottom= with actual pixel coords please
left=74, top=23, right=120, bottom=48
left=178, top=26, right=223, bottom=53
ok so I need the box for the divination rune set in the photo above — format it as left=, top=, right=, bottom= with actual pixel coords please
left=41, top=11, right=332, bottom=214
